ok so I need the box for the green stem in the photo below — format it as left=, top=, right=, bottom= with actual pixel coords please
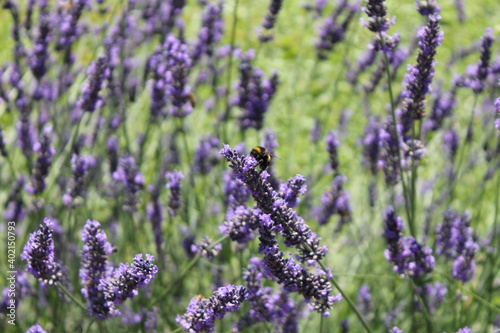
left=317, top=261, right=372, bottom=333
left=379, top=32, right=413, bottom=234
left=57, top=284, right=87, bottom=312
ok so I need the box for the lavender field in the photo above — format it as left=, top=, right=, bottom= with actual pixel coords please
left=1, top=0, right=500, bottom=332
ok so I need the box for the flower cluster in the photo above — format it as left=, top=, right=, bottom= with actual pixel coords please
left=316, top=1, right=359, bottom=60
left=166, top=170, right=184, bottom=217
left=220, top=144, right=327, bottom=264
left=77, top=56, right=109, bottom=113
left=435, top=209, right=478, bottom=282
left=176, top=285, right=249, bottom=332
left=259, top=0, right=284, bottom=42
left=63, top=154, right=96, bottom=208
left=21, top=218, right=64, bottom=286
left=315, top=174, right=352, bottom=231
left=191, top=236, right=222, bottom=261
left=401, top=14, right=443, bottom=122
left=234, top=257, right=299, bottom=331
left=234, top=51, right=279, bottom=131
left=192, top=1, right=224, bottom=62
left=383, top=206, right=434, bottom=278
left=26, top=126, right=55, bottom=195
left=112, top=156, right=144, bottom=212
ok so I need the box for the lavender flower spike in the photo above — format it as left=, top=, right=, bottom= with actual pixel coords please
left=220, top=144, right=327, bottom=264
left=259, top=0, right=283, bottom=42
left=26, top=324, right=47, bottom=333
left=99, top=254, right=158, bottom=317
left=21, top=218, right=63, bottom=286
left=26, top=126, right=55, bottom=195
left=362, top=0, right=390, bottom=33
left=192, top=1, right=224, bottom=63
left=77, top=56, right=109, bottom=113
left=112, top=156, right=144, bottom=212
left=401, top=14, right=443, bottom=121
left=63, top=154, right=96, bottom=208
left=383, top=206, right=410, bottom=275
left=176, top=285, right=249, bottom=333
left=80, top=220, right=113, bottom=319
left=166, top=170, right=184, bottom=217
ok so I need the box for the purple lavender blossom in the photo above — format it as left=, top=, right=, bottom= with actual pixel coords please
left=259, top=0, right=284, bottom=42
left=496, top=97, right=500, bottom=136
left=421, top=282, right=447, bottom=313
left=357, top=285, right=372, bottom=318
left=165, top=170, right=184, bottom=217
left=191, top=236, right=222, bottom=261
left=401, top=14, right=443, bottom=122
left=147, top=185, right=164, bottom=260
left=21, top=218, right=63, bottom=286
left=176, top=285, right=248, bottom=333
left=235, top=51, right=279, bottom=131
left=310, top=117, right=321, bottom=143
left=316, top=2, right=358, bottom=59
left=99, top=254, right=158, bottom=318
left=389, top=327, right=403, bottom=333
left=192, top=1, right=224, bottom=63
left=4, top=176, right=26, bottom=222
left=26, top=126, right=55, bottom=195
left=316, top=174, right=352, bottom=228
left=77, top=56, right=109, bottom=113
left=148, top=52, right=169, bottom=117
left=29, top=14, right=51, bottom=80
left=16, top=97, right=37, bottom=160
left=452, top=240, right=478, bottom=283
left=63, top=154, right=96, bottom=208
left=406, top=236, right=434, bottom=278
left=362, top=0, right=390, bottom=33
left=235, top=257, right=299, bottom=332
left=435, top=209, right=473, bottom=258
left=423, top=87, right=456, bottom=132
left=106, top=136, right=119, bottom=174
left=55, top=0, right=88, bottom=51
left=468, top=28, right=494, bottom=94
left=25, top=324, right=47, bottom=333
left=415, top=0, right=440, bottom=16
left=326, top=130, right=340, bottom=172
left=442, top=129, right=459, bottom=161
left=193, top=135, right=220, bottom=175
left=220, top=206, right=259, bottom=244
left=220, top=144, right=327, bottom=264
left=223, top=170, right=250, bottom=218
left=257, top=214, right=342, bottom=316
left=360, top=117, right=382, bottom=175
left=457, top=327, right=471, bottom=333
left=379, top=119, right=403, bottom=186
left=80, top=220, right=114, bottom=319
left=279, top=174, right=307, bottom=208
left=164, top=35, right=193, bottom=118
left=383, top=206, right=410, bottom=275
left=113, top=156, right=144, bottom=212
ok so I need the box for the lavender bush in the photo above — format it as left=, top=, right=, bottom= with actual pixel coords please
left=0, top=0, right=499, bottom=332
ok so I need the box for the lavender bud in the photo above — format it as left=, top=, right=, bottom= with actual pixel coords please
left=63, top=154, right=96, bottom=208
left=21, top=218, right=63, bottom=286
left=147, top=185, right=164, bottom=258
left=112, top=156, right=144, bottom=212
left=279, top=174, right=307, bottom=208
left=176, top=285, right=249, bottom=332
left=383, top=206, right=410, bottom=275
left=414, top=0, right=440, bottom=16
left=30, top=14, right=51, bottom=80
left=77, top=56, right=109, bottom=112
left=192, top=1, right=224, bottom=63
left=326, top=130, right=340, bottom=172
left=165, top=170, right=184, bottom=217
left=26, top=126, right=55, bottom=195
left=401, top=14, right=443, bottom=121
left=80, top=220, right=114, bottom=319
left=193, top=135, right=220, bottom=175
left=259, top=0, right=284, bottom=42
left=26, top=324, right=47, bottom=333
left=362, top=0, right=390, bottom=33
left=191, top=236, right=222, bottom=261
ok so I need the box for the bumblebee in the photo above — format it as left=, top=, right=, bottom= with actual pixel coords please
left=250, top=146, right=274, bottom=172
